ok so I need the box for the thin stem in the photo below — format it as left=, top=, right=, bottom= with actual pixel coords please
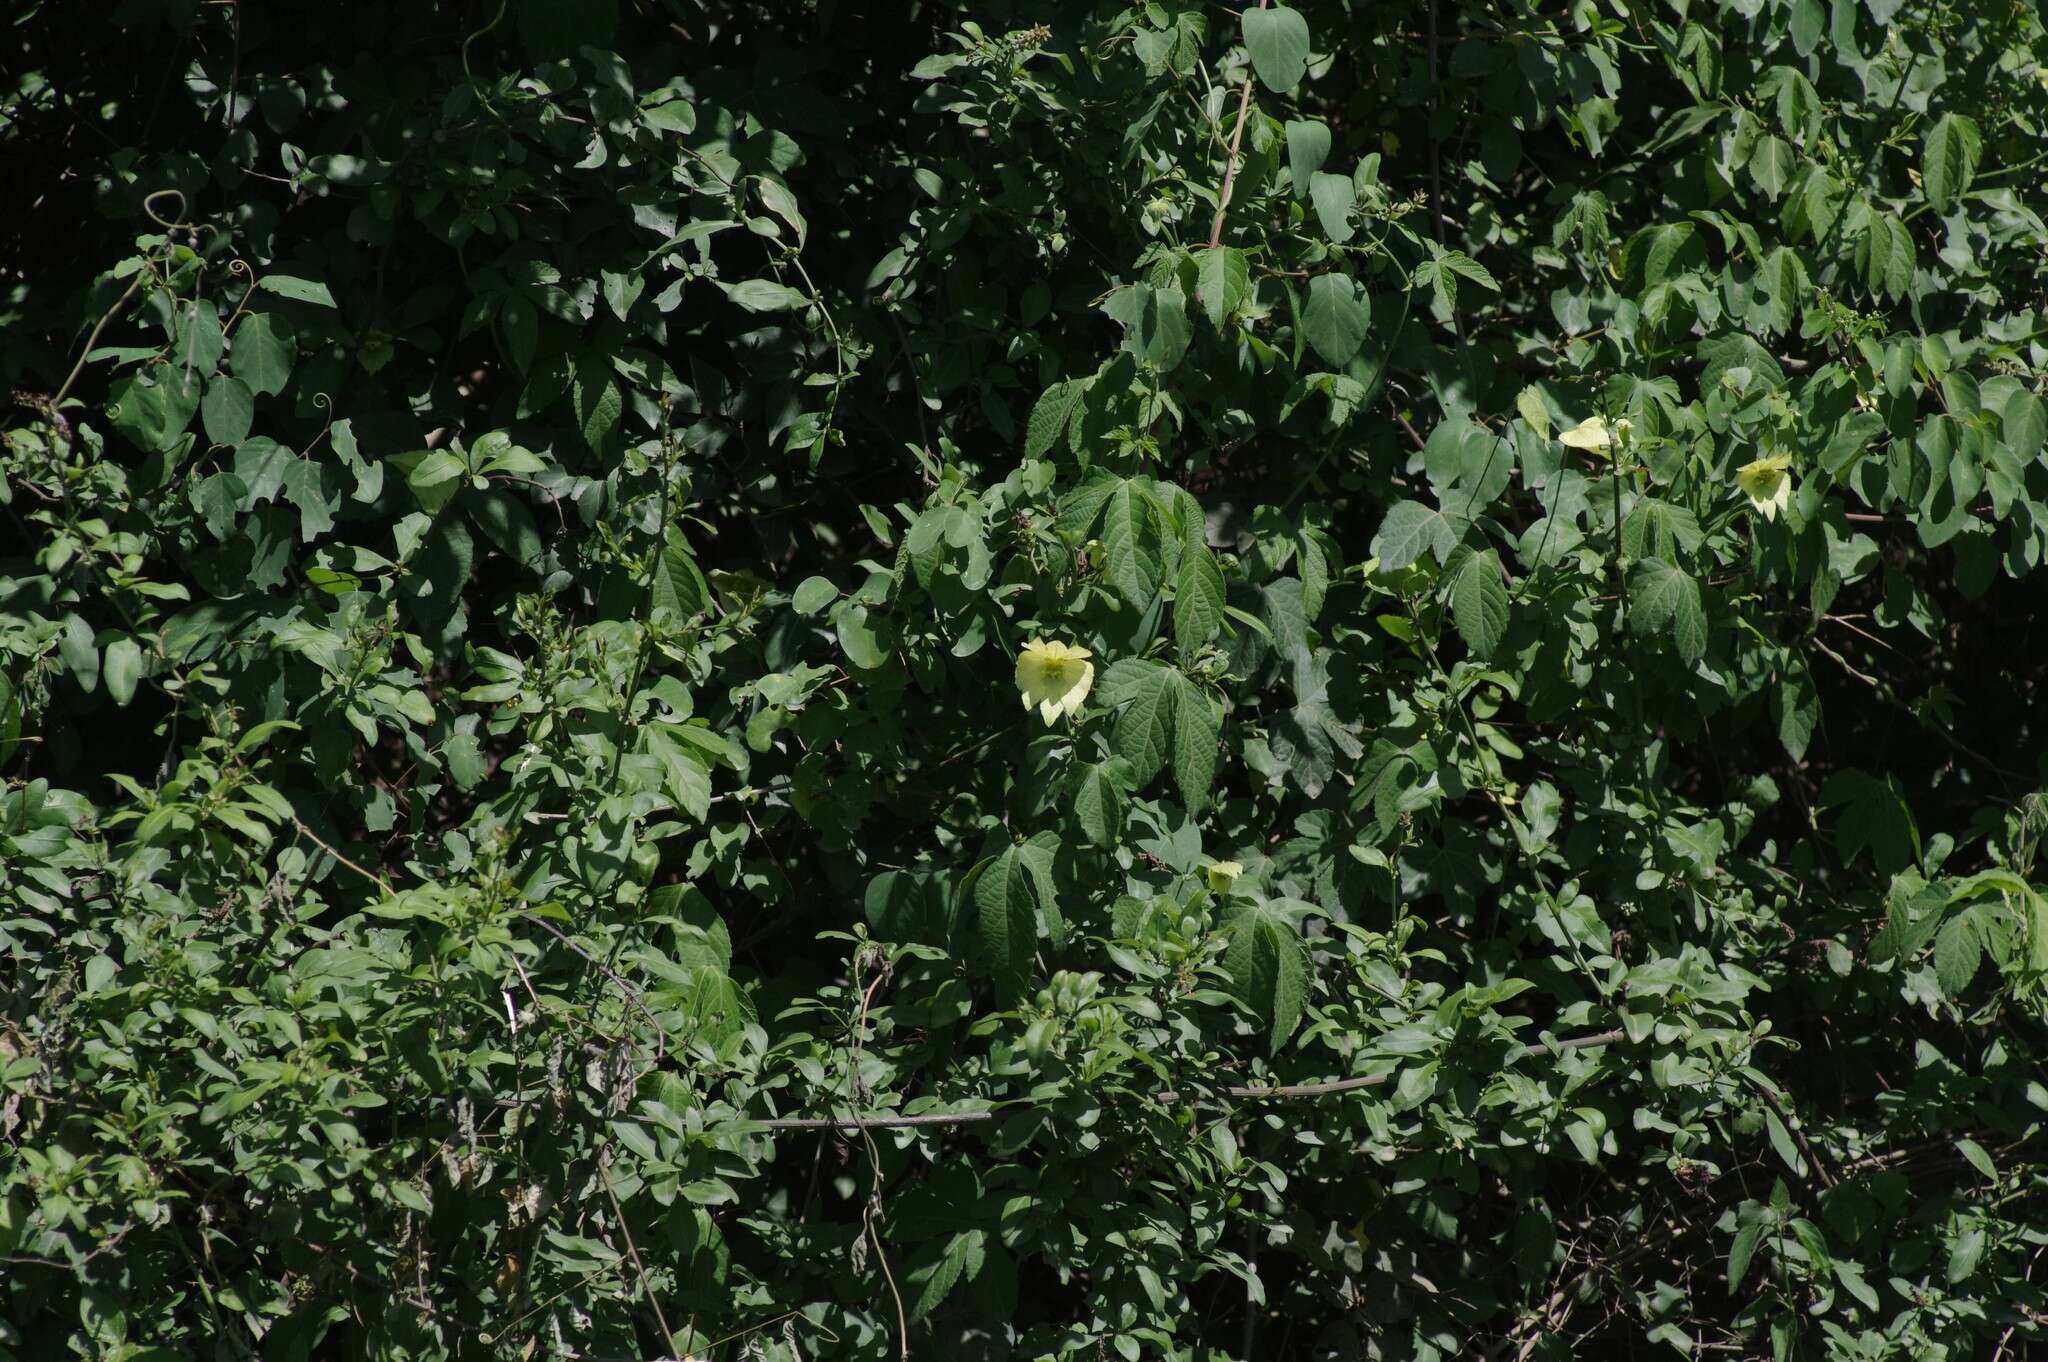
left=753, top=1027, right=1625, bottom=1129
left=1205, top=0, right=1270, bottom=251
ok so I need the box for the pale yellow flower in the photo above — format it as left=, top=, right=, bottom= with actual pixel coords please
left=1015, top=639, right=1094, bottom=725
left=1206, top=860, right=1244, bottom=893
left=1735, top=453, right=1794, bottom=521
left=1557, top=415, right=1613, bottom=452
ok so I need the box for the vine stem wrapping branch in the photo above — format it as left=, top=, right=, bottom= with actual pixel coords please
left=1205, top=0, right=1271, bottom=251
left=755, top=1027, right=1625, bottom=1130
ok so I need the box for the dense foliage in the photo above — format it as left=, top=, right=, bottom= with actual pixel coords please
left=8, top=0, right=2048, bottom=1357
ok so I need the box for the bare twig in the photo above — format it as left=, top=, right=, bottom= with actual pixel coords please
left=519, top=911, right=670, bottom=1068
left=755, top=1028, right=1625, bottom=1131
left=1205, top=0, right=1271, bottom=251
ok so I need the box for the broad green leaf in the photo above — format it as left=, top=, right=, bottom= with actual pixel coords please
left=2003, top=388, right=2046, bottom=463
left=1772, top=660, right=1820, bottom=761
left=792, top=576, right=838, bottom=615
left=1194, top=246, right=1250, bottom=329
left=103, top=637, right=143, bottom=706
left=1921, top=113, right=1982, bottom=214
left=653, top=529, right=711, bottom=619
left=107, top=370, right=200, bottom=452
left=201, top=376, right=254, bottom=446
left=1173, top=545, right=1226, bottom=654
left=573, top=357, right=622, bottom=451
left=1371, top=499, right=1466, bottom=569
left=909, top=1230, right=986, bottom=1322
left=1309, top=171, right=1355, bottom=244
left=976, top=849, right=1037, bottom=1005
left=1301, top=272, right=1370, bottom=367
left=467, top=488, right=545, bottom=571
left=1628, top=558, right=1707, bottom=662
left=1450, top=548, right=1509, bottom=658
left=1859, top=214, right=1915, bottom=301
left=1100, top=658, right=1176, bottom=785
left=406, top=451, right=466, bottom=503
left=1025, top=380, right=1079, bottom=459
left=229, top=312, right=295, bottom=395
left=1933, top=913, right=1982, bottom=997
left=1103, top=283, right=1191, bottom=370
left=723, top=278, right=810, bottom=312
left=1728, top=1218, right=1764, bottom=1290
left=282, top=458, right=337, bottom=539
left=259, top=273, right=336, bottom=307
left=1072, top=762, right=1128, bottom=848
left=1748, top=134, right=1794, bottom=199
left=1242, top=4, right=1311, bottom=93
left=1285, top=119, right=1331, bottom=194
left=1101, top=481, right=1165, bottom=606
left=1172, top=672, right=1219, bottom=814
left=834, top=603, right=888, bottom=669
left=1220, top=898, right=1308, bottom=1050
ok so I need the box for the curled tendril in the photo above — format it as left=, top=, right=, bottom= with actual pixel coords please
left=301, top=392, right=339, bottom=460
left=141, top=188, right=190, bottom=235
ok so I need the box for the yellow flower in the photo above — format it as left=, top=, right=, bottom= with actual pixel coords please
left=1557, top=415, right=1613, bottom=452
left=1735, top=453, right=1794, bottom=521
left=1205, top=860, right=1244, bottom=893
left=1015, top=639, right=1094, bottom=725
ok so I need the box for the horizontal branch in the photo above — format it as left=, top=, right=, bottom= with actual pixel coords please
left=754, top=1027, right=1625, bottom=1131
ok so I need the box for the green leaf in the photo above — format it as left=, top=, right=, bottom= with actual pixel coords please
left=1301, top=272, right=1370, bottom=367
left=1859, top=214, right=1915, bottom=301
left=1921, top=113, right=1982, bottom=214
left=190, top=472, right=245, bottom=539
left=1450, top=548, right=1509, bottom=658
left=1748, top=134, right=1795, bottom=199
left=723, top=278, right=810, bottom=312
left=601, top=268, right=645, bottom=320
left=909, top=1230, right=985, bottom=1323
left=573, top=357, right=622, bottom=451
left=467, top=488, right=545, bottom=571
left=103, top=637, right=143, bottom=707
left=1025, top=381, right=1079, bottom=460
left=1371, top=499, right=1466, bottom=569
left=1728, top=1218, right=1764, bottom=1290
left=1242, top=4, right=1311, bottom=92
left=2003, top=388, right=2046, bottom=463
left=976, top=849, right=1037, bottom=1005
left=1173, top=544, right=1226, bottom=654
left=1194, top=246, right=1250, bottom=329
left=1620, top=498, right=1703, bottom=561
left=792, top=576, right=838, bottom=616
left=1308, top=171, right=1355, bottom=244
left=259, top=273, right=337, bottom=307
left=282, top=458, right=337, bottom=539
left=1103, top=284, right=1191, bottom=370
left=1933, top=913, right=1982, bottom=998
left=652, top=529, right=710, bottom=619
left=229, top=312, right=296, bottom=395
left=1285, top=119, right=1331, bottom=194
left=1772, top=660, right=1820, bottom=761
left=1172, top=673, right=1219, bottom=814
left=1628, top=558, right=1707, bottom=663
left=1099, top=658, right=1177, bottom=786
left=1220, top=898, right=1308, bottom=1050
left=107, top=370, right=200, bottom=452
left=1955, top=1137, right=1996, bottom=1181
left=1072, top=762, right=1129, bottom=849
left=1101, top=481, right=1165, bottom=606
left=406, top=451, right=466, bottom=504
left=201, top=376, right=254, bottom=446
left=833, top=603, right=889, bottom=669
